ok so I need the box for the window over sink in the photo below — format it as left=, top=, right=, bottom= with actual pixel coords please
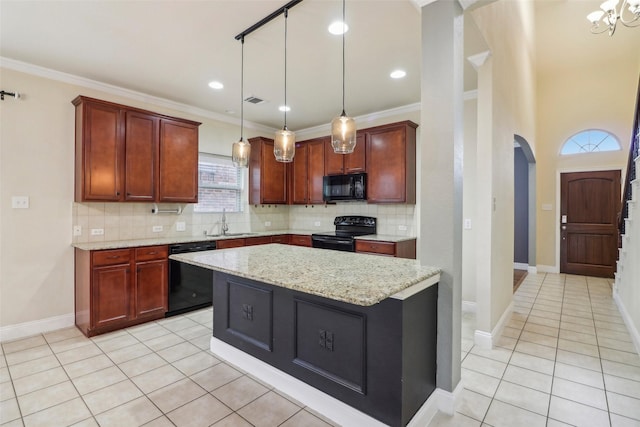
left=194, top=153, right=243, bottom=213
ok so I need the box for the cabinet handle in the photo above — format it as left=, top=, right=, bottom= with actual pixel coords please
left=107, top=255, right=120, bottom=259
left=116, top=192, right=120, bottom=196
left=147, top=251, right=157, bottom=255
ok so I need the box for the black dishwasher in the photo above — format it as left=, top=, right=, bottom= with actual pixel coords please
left=167, top=241, right=216, bottom=317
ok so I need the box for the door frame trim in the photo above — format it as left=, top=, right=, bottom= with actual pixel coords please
left=554, top=165, right=623, bottom=274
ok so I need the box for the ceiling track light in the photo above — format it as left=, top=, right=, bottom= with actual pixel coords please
left=231, top=36, right=251, bottom=168
left=587, top=0, right=640, bottom=35
left=331, top=0, right=356, bottom=155
left=274, top=8, right=296, bottom=163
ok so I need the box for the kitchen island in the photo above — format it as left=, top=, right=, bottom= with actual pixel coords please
left=170, top=244, right=440, bottom=427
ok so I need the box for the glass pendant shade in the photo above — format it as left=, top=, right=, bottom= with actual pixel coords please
left=232, top=138, right=251, bottom=167
left=274, top=128, right=295, bottom=162
left=331, top=113, right=357, bottom=154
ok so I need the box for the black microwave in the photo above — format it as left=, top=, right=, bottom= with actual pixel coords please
left=323, top=173, right=367, bottom=202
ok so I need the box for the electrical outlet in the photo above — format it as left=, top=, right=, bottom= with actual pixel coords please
left=11, top=196, right=29, bottom=209
left=398, top=225, right=407, bottom=231
left=176, top=222, right=186, bottom=232
left=265, top=221, right=272, bottom=227
left=90, top=228, right=104, bottom=236
left=314, top=221, right=321, bottom=227
left=152, top=225, right=163, bottom=232
left=73, top=225, right=82, bottom=236
left=464, top=219, right=472, bottom=230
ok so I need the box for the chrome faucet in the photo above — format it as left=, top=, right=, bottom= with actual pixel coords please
left=221, top=208, right=229, bottom=236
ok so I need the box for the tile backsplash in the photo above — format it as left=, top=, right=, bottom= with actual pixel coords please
left=72, top=202, right=416, bottom=243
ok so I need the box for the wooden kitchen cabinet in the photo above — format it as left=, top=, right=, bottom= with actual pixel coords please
left=73, top=96, right=200, bottom=203
left=291, top=138, right=325, bottom=205
left=271, top=234, right=291, bottom=244
left=365, top=121, right=417, bottom=204
left=290, top=234, right=312, bottom=247
left=248, top=137, right=288, bottom=205
left=75, top=245, right=168, bottom=337
left=355, top=238, right=417, bottom=259
left=324, top=134, right=366, bottom=175
left=216, top=238, right=246, bottom=249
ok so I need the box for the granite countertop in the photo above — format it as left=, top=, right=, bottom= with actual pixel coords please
left=72, top=230, right=417, bottom=251
left=170, top=244, right=439, bottom=306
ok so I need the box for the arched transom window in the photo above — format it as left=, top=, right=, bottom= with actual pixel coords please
left=560, top=129, right=621, bottom=155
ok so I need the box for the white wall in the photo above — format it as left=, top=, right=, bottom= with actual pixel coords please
left=462, top=97, right=478, bottom=305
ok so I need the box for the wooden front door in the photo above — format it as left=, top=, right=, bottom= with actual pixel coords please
left=560, top=170, right=621, bottom=278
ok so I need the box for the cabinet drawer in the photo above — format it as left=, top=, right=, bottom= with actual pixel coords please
left=244, top=236, right=272, bottom=246
left=355, top=240, right=396, bottom=256
left=271, top=234, right=291, bottom=244
left=135, top=245, right=168, bottom=262
left=93, top=249, right=131, bottom=267
left=290, top=235, right=312, bottom=247
left=217, top=238, right=245, bottom=249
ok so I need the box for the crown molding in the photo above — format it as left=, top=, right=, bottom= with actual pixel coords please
left=0, top=56, right=276, bottom=134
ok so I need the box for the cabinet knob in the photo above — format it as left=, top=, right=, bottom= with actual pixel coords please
left=116, top=192, right=120, bottom=196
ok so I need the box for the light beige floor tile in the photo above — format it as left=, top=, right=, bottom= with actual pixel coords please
left=90, top=330, right=128, bottom=343
left=2, top=336, right=47, bottom=355
left=605, top=374, right=640, bottom=400
left=595, top=320, right=630, bottom=333
left=506, top=319, right=525, bottom=330
left=509, top=352, right=555, bottom=375
left=556, top=349, right=602, bottom=372
left=128, top=324, right=171, bottom=341
left=212, top=376, right=269, bottom=411
left=280, top=410, right=333, bottom=427
left=607, top=391, right=640, bottom=421
left=515, top=340, right=557, bottom=361
left=171, top=351, right=220, bottom=376
left=173, top=324, right=211, bottom=341
left=610, top=413, right=640, bottom=427
left=17, top=380, right=79, bottom=416
left=602, top=360, right=640, bottom=382
left=95, top=333, right=139, bottom=353
left=8, top=354, right=60, bottom=380
left=0, top=398, right=21, bottom=424
left=105, top=342, right=152, bottom=364
left=43, top=327, right=85, bottom=344
left=49, top=336, right=93, bottom=354
left=141, top=415, right=176, bottom=427
left=455, top=388, right=491, bottom=421
left=469, top=346, right=513, bottom=363
left=0, top=417, right=24, bottom=427
left=548, top=396, right=610, bottom=427
left=559, top=321, right=596, bottom=335
left=530, top=310, right=561, bottom=321
left=559, top=329, right=598, bottom=346
left=144, top=333, right=185, bottom=352
left=185, top=309, right=213, bottom=324
left=554, top=362, right=604, bottom=389
left=527, top=315, right=560, bottom=329
left=190, top=363, right=243, bottom=391
left=72, top=366, right=127, bottom=395
left=5, top=345, right=54, bottom=366
left=532, top=303, right=562, bottom=314
left=83, top=379, right=143, bottom=415
left=167, top=394, right=232, bottom=427
left=546, top=418, right=577, bottom=427
left=461, top=368, right=501, bottom=397
left=118, top=353, right=167, bottom=378
left=131, top=364, right=185, bottom=394
left=596, top=328, right=633, bottom=343
left=560, top=314, right=594, bottom=327
left=95, top=396, right=162, bottom=427
left=237, top=391, right=300, bottom=427
left=160, top=317, right=199, bottom=333
left=461, top=354, right=507, bottom=379
left=71, top=418, right=100, bottom=427
left=552, top=377, right=607, bottom=410
left=599, top=337, right=638, bottom=353
left=13, top=366, right=69, bottom=396
left=520, top=331, right=558, bottom=348
left=63, top=354, right=114, bottom=379
left=483, top=399, right=546, bottom=427
left=56, top=343, right=102, bottom=365
left=494, top=335, right=517, bottom=351
left=425, top=411, right=482, bottom=427
left=523, top=322, right=559, bottom=338
left=599, top=347, right=640, bottom=367
left=494, top=380, right=550, bottom=416
left=593, top=313, right=625, bottom=325
left=0, top=367, right=9, bottom=384
left=210, top=413, right=254, bottom=427
left=147, top=378, right=206, bottom=413
left=501, top=327, right=521, bottom=339
left=22, top=397, right=91, bottom=427
left=157, top=341, right=200, bottom=363
left=502, top=365, right=553, bottom=393
left=557, top=338, right=599, bottom=357
left=1, top=380, right=16, bottom=401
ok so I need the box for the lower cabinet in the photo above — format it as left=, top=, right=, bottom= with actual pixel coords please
left=289, top=234, right=312, bottom=247
left=75, top=245, right=168, bottom=337
left=355, top=239, right=416, bottom=259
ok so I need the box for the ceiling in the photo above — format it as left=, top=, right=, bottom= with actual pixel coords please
left=1, top=0, right=638, bottom=132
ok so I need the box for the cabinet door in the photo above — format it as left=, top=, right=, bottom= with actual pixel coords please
left=125, top=111, right=159, bottom=201
left=135, top=259, right=168, bottom=318
left=217, top=238, right=246, bottom=249
left=79, top=101, right=124, bottom=201
left=324, top=139, right=344, bottom=176
left=366, top=127, right=407, bottom=203
left=261, top=140, right=288, bottom=204
left=159, top=119, right=199, bottom=203
left=291, top=143, right=309, bottom=204
left=92, top=264, right=131, bottom=329
left=290, top=235, right=312, bottom=247
left=343, top=134, right=366, bottom=173
left=308, top=139, right=326, bottom=204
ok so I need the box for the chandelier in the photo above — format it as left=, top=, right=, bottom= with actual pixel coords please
left=587, top=0, right=640, bottom=35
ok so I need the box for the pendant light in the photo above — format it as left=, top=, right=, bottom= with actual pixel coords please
left=232, top=36, right=251, bottom=167
left=331, top=0, right=356, bottom=154
left=274, top=8, right=295, bottom=163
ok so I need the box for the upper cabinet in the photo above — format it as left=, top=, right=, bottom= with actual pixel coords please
left=365, top=121, right=417, bottom=204
left=291, top=137, right=326, bottom=205
left=324, top=134, right=366, bottom=175
left=73, top=96, right=200, bottom=203
left=248, top=137, right=288, bottom=205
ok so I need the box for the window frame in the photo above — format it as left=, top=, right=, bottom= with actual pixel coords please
left=559, top=129, right=622, bottom=156
left=193, top=152, right=244, bottom=213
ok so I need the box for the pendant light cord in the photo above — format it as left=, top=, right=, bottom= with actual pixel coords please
left=341, top=0, right=346, bottom=117
left=240, top=36, right=245, bottom=141
left=284, top=8, right=288, bottom=129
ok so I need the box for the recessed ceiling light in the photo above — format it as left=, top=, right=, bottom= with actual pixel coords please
left=279, top=105, right=291, bottom=112
left=208, top=81, right=224, bottom=90
left=390, top=70, right=407, bottom=79
left=328, top=21, right=349, bottom=35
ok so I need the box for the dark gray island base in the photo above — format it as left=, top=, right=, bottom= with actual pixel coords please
left=212, top=270, right=438, bottom=427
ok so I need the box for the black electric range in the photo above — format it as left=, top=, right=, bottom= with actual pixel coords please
left=311, top=216, right=377, bottom=252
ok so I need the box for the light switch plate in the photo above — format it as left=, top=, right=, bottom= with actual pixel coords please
left=152, top=225, right=163, bottom=232
left=90, top=228, right=104, bottom=236
left=464, top=219, right=472, bottom=230
left=11, top=196, right=29, bottom=209
left=73, top=225, right=82, bottom=236
left=265, top=221, right=272, bottom=227
left=398, top=225, right=407, bottom=231
left=314, top=221, right=321, bottom=227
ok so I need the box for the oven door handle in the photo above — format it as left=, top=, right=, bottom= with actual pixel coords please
left=312, top=236, right=353, bottom=245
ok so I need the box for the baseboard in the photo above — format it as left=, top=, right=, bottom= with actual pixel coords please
left=433, top=381, right=464, bottom=416
left=612, top=289, right=640, bottom=356
left=0, top=313, right=75, bottom=342
left=514, top=262, right=528, bottom=270
left=211, top=336, right=442, bottom=427
left=527, top=266, right=538, bottom=274
left=462, top=301, right=477, bottom=313
left=474, top=301, right=514, bottom=349
left=537, top=264, right=559, bottom=274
